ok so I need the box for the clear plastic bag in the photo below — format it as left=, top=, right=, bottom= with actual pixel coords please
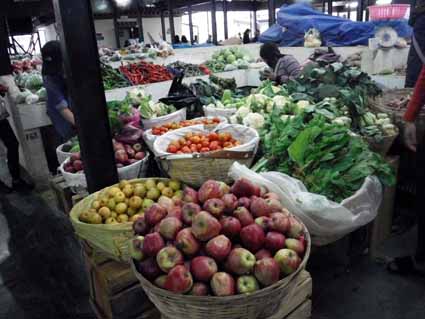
left=228, top=163, right=382, bottom=246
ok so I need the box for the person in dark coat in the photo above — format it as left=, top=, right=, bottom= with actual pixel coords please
left=243, top=29, right=251, bottom=44
left=405, top=0, right=425, bottom=87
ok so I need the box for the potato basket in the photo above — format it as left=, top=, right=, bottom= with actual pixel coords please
left=131, top=214, right=311, bottom=319
left=69, top=178, right=169, bottom=262
left=152, top=124, right=260, bottom=188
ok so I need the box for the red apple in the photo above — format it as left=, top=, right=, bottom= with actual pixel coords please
left=220, top=216, right=242, bottom=238
left=70, top=152, right=81, bottom=161
left=227, top=248, right=256, bottom=275
left=269, top=212, right=290, bottom=234
left=198, top=180, right=230, bottom=203
left=237, top=197, right=251, bottom=209
left=189, top=282, right=209, bottom=296
left=167, top=206, right=182, bottom=220
left=236, top=275, right=259, bottom=294
left=73, top=160, right=83, bottom=171
left=142, top=232, right=165, bottom=257
left=254, top=257, right=280, bottom=286
left=205, top=235, right=232, bottom=261
left=133, top=216, right=148, bottom=235
left=138, top=257, right=162, bottom=280
left=255, top=216, right=271, bottom=231
left=264, top=231, right=286, bottom=253
left=250, top=197, right=272, bottom=217
left=129, top=236, right=144, bottom=261
left=274, top=249, right=301, bottom=275
left=240, top=224, right=265, bottom=253
left=145, top=204, right=167, bottom=226
left=190, top=256, right=218, bottom=282
left=288, top=217, right=304, bottom=238
left=156, top=246, right=184, bottom=273
left=159, top=217, right=182, bottom=240
left=115, top=149, right=128, bottom=163
left=210, top=272, right=235, bottom=296
left=191, top=211, right=221, bottom=241
left=164, top=265, right=193, bottom=294
left=222, top=193, right=238, bottom=214
left=231, top=178, right=261, bottom=198
left=203, top=198, right=225, bottom=218
left=255, top=249, right=273, bottom=260
left=233, top=207, right=254, bottom=226
left=183, top=186, right=199, bottom=204
left=285, top=238, right=305, bottom=255
left=158, top=196, right=175, bottom=213
left=265, top=198, right=283, bottom=213
left=181, top=203, right=201, bottom=225
left=175, top=228, right=200, bottom=256
left=135, top=152, right=145, bottom=160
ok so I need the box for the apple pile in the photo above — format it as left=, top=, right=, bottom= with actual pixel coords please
left=130, top=178, right=307, bottom=296
left=63, top=141, right=146, bottom=174
left=78, top=179, right=182, bottom=224
left=166, top=132, right=241, bottom=154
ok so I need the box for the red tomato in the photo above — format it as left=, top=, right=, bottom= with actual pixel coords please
left=177, top=151, right=183, bottom=154
left=200, top=147, right=210, bottom=153
left=190, top=144, right=198, bottom=152
left=209, top=141, right=219, bottom=151
left=167, top=145, right=178, bottom=153
left=201, top=141, right=209, bottom=147
left=208, top=132, right=219, bottom=141
left=182, top=146, right=191, bottom=153
left=196, top=144, right=203, bottom=151
left=191, top=136, right=201, bottom=144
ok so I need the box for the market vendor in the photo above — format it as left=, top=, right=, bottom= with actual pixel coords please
left=41, top=40, right=76, bottom=141
left=405, top=0, right=425, bottom=87
left=388, top=65, right=425, bottom=275
left=259, top=42, right=302, bottom=84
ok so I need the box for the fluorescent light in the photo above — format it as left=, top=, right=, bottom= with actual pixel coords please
left=114, top=0, right=132, bottom=7
left=97, top=0, right=108, bottom=11
left=345, top=2, right=358, bottom=8
left=376, top=0, right=392, bottom=4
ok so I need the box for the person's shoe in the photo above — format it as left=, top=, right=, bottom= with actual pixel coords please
left=12, top=178, right=34, bottom=192
left=0, top=180, right=12, bottom=194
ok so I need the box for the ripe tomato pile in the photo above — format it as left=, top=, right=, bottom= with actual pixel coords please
left=152, top=118, right=222, bottom=136
left=166, top=132, right=241, bottom=154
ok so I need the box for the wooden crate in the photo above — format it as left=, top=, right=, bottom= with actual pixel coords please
left=159, top=270, right=312, bottom=319
left=49, top=175, right=88, bottom=214
left=84, top=244, right=157, bottom=319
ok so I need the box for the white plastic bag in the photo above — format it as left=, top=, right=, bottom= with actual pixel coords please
left=141, top=108, right=186, bottom=130
left=143, top=116, right=228, bottom=151
left=153, top=123, right=259, bottom=157
left=228, top=163, right=382, bottom=246
left=203, top=105, right=237, bottom=119
left=304, top=28, right=322, bottom=48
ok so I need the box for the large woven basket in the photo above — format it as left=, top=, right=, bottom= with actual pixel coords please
left=131, top=215, right=311, bottom=319
left=69, top=178, right=170, bottom=262
left=158, top=150, right=256, bottom=188
left=364, top=131, right=399, bottom=156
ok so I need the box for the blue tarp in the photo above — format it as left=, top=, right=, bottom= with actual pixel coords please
left=259, top=4, right=412, bottom=47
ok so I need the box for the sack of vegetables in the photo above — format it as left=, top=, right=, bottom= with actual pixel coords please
left=70, top=178, right=181, bottom=261
left=153, top=124, right=259, bottom=187
left=128, top=177, right=310, bottom=319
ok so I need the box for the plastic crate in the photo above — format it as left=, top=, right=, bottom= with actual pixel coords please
left=368, top=4, right=410, bottom=21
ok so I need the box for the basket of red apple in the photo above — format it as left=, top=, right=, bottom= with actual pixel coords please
left=59, top=140, right=149, bottom=189
left=153, top=124, right=260, bottom=188
left=129, top=178, right=310, bottom=319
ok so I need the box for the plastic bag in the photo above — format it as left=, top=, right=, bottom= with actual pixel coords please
left=304, top=28, right=322, bottom=48
left=141, top=108, right=187, bottom=130
left=203, top=105, right=237, bottom=119
left=25, top=93, right=39, bottom=105
left=228, top=162, right=382, bottom=246
left=153, top=123, right=259, bottom=157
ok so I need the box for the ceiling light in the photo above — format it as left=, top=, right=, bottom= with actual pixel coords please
left=114, top=0, right=132, bottom=8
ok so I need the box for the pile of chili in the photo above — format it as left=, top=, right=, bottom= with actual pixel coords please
left=119, top=61, right=173, bottom=85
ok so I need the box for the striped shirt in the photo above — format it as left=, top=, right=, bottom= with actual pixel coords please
left=274, top=55, right=302, bottom=84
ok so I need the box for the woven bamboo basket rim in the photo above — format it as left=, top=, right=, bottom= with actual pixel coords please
left=370, top=89, right=425, bottom=117
left=70, top=177, right=171, bottom=228
left=132, top=213, right=311, bottom=302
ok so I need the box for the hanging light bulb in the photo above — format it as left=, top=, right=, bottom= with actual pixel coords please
left=114, top=0, right=132, bottom=8
left=97, top=0, right=108, bottom=11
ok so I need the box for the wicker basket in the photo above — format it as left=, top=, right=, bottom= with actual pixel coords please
left=131, top=214, right=311, bottom=319
left=364, top=131, right=399, bottom=156
left=69, top=178, right=170, bottom=262
left=158, top=150, right=256, bottom=188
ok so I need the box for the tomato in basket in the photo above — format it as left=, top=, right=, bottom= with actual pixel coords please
left=151, top=117, right=222, bottom=136
left=166, top=132, right=241, bottom=154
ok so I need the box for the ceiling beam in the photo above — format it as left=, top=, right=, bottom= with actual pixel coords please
left=2, top=0, right=54, bottom=18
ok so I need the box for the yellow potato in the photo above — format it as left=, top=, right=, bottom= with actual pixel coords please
left=91, top=200, right=101, bottom=210
left=114, top=191, right=126, bottom=203
left=129, top=196, right=143, bottom=209
left=107, top=186, right=121, bottom=197
left=117, top=214, right=129, bottom=223
left=115, top=202, right=128, bottom=215
left=127, top=207, right=137, bottom=217
left=119, top=180, right=130, bottom=190
left=123, top=184, right=134, bottom=198
left=98, top=206, right=111, bottom=220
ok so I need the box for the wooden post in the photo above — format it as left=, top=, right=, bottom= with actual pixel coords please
left=0, top=16, right=12, bottom=76
left=223, top=0, right=228, bottom=40
left=136, top=2, right=144, bottom=42
left=328, top=0, right=333, bottom=15
left=52, top=0, right=118, bottom=193
left=188, top=5, right=194, bottom=44
left=112, top=5, right=120, bottom=48
left=168, top=0, right=176, bottom=44
left=211, top=0, right=218, bottom=45
left=160, top=10, right=166, bottom=41
left=357, top=0, right=363, bottom=21
left=253, top=2, right=258, bottom=35
left=268, top=0, right=275, bottom=26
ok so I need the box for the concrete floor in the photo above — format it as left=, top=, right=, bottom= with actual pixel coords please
left=0, top=158, right=424, bottom=319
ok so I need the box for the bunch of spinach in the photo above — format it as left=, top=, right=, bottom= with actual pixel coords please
left=255, top=113, right=395, bottom=203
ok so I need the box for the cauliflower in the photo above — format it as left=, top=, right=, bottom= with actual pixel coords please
left=333, top=116, right=352, bottom=127
left=273, top=95, right=289, bottom=110
left=129, top=87, right=147, bottom=105
left=246, top=94, right=269, bottom=108
left=280, top=114, right=295, bottom=122
left=242, top=112, right=265, bottom=130
left=236, top=106, right=251, bottom=118
left=295, top=100, right=310, bottom=114
left=266, top=100, right=275, bottom=113
left=229, top=115, right=239, bottom=124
